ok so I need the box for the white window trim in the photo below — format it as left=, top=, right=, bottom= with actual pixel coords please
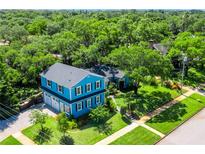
left=76, top=86, right=82, bottom=96
left=87, top=98, right=92, bottom=108
left=96, top=95, right=101, bottom=104
left=77, top=102, right=83, bottom=111
left=86, top=83, right=91, bottom=92
left=58, top=85, right=63, bottom=93
left=96, top=80, right=101, bottom=89
left=47, top=80, right=51, bottom=87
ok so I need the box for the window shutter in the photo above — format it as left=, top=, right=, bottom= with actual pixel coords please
left=76, top=103, right=78, bottom=111
left=75, top=88, right=77, bottom=96
left=81, top=86, right=83, bottom=94
left=82, top=101, right=84, bottom=109
left=85, top=85, right=87, bottom=93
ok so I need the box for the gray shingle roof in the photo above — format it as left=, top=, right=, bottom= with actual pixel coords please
left=40, top=63, right=103, bottom=88
left=153, top=43, right=168, bottom=55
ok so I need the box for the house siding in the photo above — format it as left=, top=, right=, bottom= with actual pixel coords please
left=41, top=76, right=70, bottom=100
left=70, top=75, right=105, bottom=100
left=41, top=73, right=105, bottom=118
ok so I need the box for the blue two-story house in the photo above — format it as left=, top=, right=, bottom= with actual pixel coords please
left=40, top=63, right=105, bottom=118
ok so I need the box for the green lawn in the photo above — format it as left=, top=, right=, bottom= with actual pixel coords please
left=110, top=126, right=161, bottom=145
left=146, top=93, right=205, bottom=134
left=22, top=113, right=130, bottom=145
left=0, top=135, right=22, bottom=145
left=115, top=84, right=181, bottom=116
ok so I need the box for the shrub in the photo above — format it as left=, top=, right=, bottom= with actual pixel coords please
left=188, top=68, right=205, bottom=83
left=164, top=80, right=173, bottom=89
left=106, top=97, right=117, bottom=112
left=89, top=106, right=110, bottom=124
left=120, top=104, right=127, bottom=115
left=68, top=120, right=78, bottom=129
left=150, top=78, right=158, bottom=86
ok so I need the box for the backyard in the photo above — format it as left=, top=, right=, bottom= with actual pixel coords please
left=115, top=84, right=182, bottom=116
left=22, top=112, right=130, bottom=145
left=110, top=126, right=161, bottom=145
left=146, top=93, right=205, bottom=134
left=0, top=135, right=22, bottom=145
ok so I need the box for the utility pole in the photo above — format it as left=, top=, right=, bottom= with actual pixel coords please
left=181, top=53, right=188, bottom=92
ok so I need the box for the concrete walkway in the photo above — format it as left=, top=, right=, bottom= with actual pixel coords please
left=95, top=88, right=195, bottom=145
left=139, top=123, right=165, bottom=138
left=110, top=95, right=120, bottom=112
left=95, top=122, right=139, bottom=145
left=12, top=132, right=35, bottom=145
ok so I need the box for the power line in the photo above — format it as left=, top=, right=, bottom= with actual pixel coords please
left=0, top=103, right=64, bottom=145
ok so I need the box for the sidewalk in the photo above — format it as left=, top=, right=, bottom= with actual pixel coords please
left=95, top=88, right=195, bottom=145
left=12, top=132, right=35, bottom=145
left=95, top=122, right=139, bottom=145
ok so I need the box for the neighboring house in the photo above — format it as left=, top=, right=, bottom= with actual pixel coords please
left=152, top=43, right=168, bottom=56
left=40, top=63, right=105, bottom=118
left=87, top=65, right=129, bottom=90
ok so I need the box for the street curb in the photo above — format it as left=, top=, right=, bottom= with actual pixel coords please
left=154, top=107, right=205, bottom=145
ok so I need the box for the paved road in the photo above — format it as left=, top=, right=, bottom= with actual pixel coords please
left=0, top=103, right=57, bottom=141
left=158, top=108, right=205, bottom=145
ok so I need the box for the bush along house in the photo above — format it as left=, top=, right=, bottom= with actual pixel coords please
left=40, top=63, right=105, bottom=118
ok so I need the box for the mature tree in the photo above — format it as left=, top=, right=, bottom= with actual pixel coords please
left=29, top=109, right=48, bottom=131
left=56, top=112, right=70, bottom=137
left=105, top=45, right=173, bottom=95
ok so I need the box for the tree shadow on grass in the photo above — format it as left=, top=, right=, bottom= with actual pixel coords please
left=95, top=122, right=113, bottom=135
left=121, top=115, right=132, bottom=125
left=148, top=103, right=187, bottom=123
left=135, top=91, right=172, bottom=115
left=59, top=135, right=74, bottom=145
left=34, top=127, right=53, bottom=144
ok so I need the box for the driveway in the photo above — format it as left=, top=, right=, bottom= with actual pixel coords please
left=158, top=108, right=205, bottom=145
left=0, top=103, right=57, bottom=141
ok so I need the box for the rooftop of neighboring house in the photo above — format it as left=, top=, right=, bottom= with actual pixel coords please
left=86, top=65, right=125, bottom=82
left=40, top=63, right=104, bottom=88
left=152, top=43, right=168, bottom=55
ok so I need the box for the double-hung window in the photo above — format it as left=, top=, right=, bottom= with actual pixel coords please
left=86, top=98, right=92, bottom=108
left=95, top=80, right=101, bottom=89
left=77, top=102, right=83, bottom=111
left=86, top=83, right=91, bottom=92
left=58, top=85, right=63, bottom=93
left=47, top=80, right=51, bottom=87
left=96, top=95, right=101, bottom=104
left=76, top=86, right=82, bottom=96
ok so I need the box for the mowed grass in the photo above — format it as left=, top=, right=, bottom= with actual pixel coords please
left=146, top=93, right=205, bottom=134
left=110, top=126, right=160, bottom=145
left=115, top=84, right=181, bottom=116
left=22, top=113, right=130, bottom=145
left=139, top=84, right=181, bottom=99
left=0, top=135, right=22, bottom=145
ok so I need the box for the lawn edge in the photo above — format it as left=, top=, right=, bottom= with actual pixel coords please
left=154, top=107, right=205, bottom=145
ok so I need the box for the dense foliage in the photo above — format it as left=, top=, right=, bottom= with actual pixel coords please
left=0, top=10, right=205, bottom=118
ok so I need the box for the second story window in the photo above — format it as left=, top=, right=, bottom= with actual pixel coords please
left=86, top=83, right=91, bottom=92
left=95, top=80, right=101, bottom=89
left=47, top=80, right=51, bottom=87
left=58, top=85, right=63, bottom=93
left=76, top=86, right=82, bottom=96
